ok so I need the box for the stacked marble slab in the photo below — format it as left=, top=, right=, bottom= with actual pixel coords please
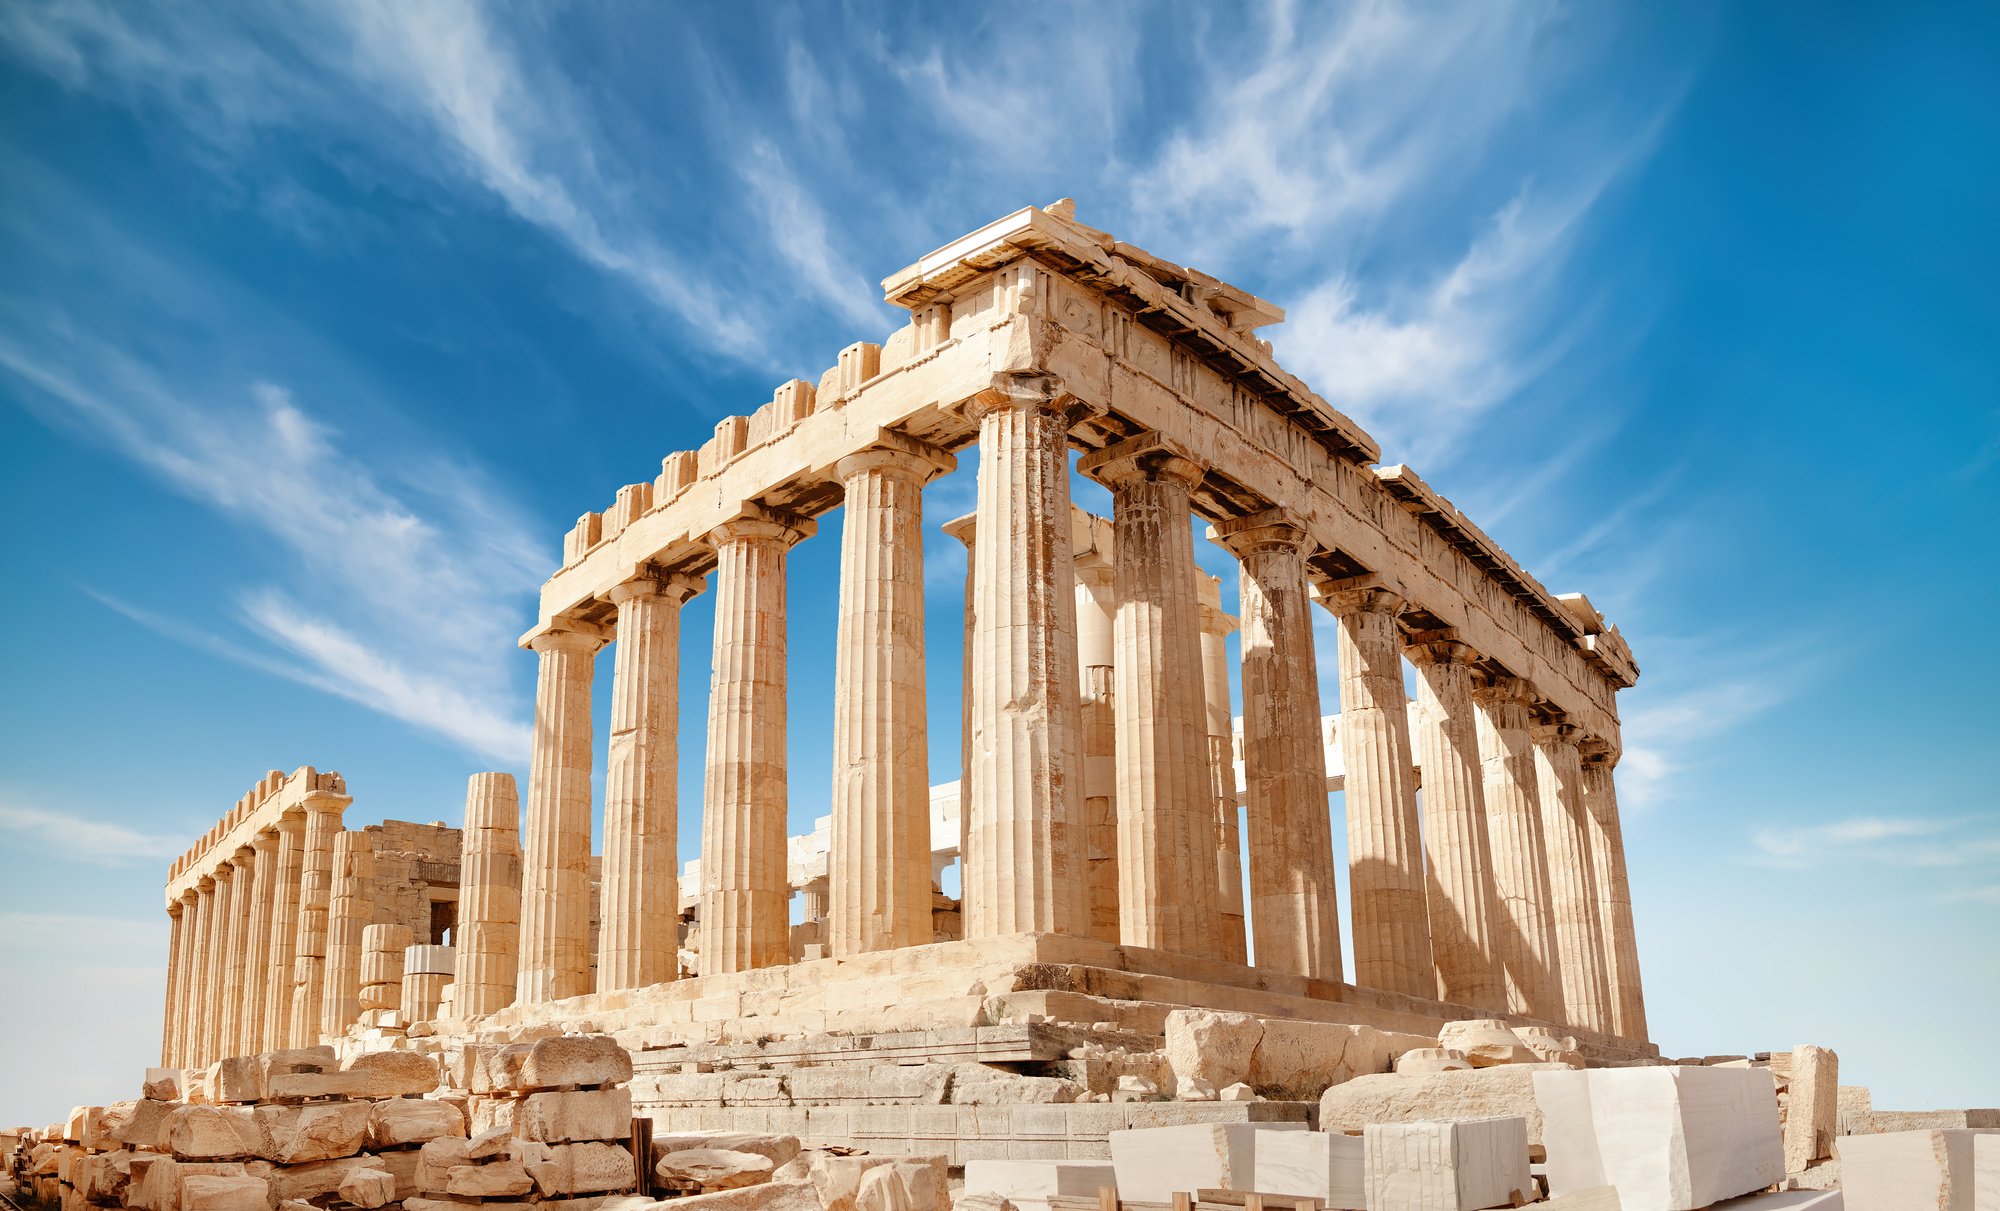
left=413, top=1035, right=639, bottom=1211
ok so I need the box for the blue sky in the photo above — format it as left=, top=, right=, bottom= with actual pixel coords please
left=2, top=2, right=1996, bottom=1125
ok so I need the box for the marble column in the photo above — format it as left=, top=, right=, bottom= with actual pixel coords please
left=599, top=573, right=703, bottom=991
left=1406, top=637, right=1506, bottom=1010
left=1580, top=738, right=1648, bottom=1041
left=1082, top=435, right=1219, bottom=956
left=1471, top=677, right=1565, bottom=1022
left=963, top=373, right=1089, bottom=938
left=221, top=846, right=257, bottom=1058
left=701, top=511, right=812, bottom=973
left=169, top=888, right=200, bottom=1065
left=358, top=923, right=411, bottom=1014
left=1198, top=582, right=1248, bottom=965
left=161, top=900, right=186, bottom=1066
left=202, top=863, right=235, bottom=1062
left=1323, top=584, right=1434, bottom=998
left=289, top=792, right=347, bottom=1048
left=263, top=811, right=304, bottom=1051
left=187, top=878, right=215, bottom=1066
left=322, top=830, right=374, bottom=1040
left=459, top=772, right=523, bottom=1018
left=238, top=829, right=279, bottom=1054
left=1074, top=557, right=1121, bottom=943
left=941, top=514, right=976, bottom=893
left=518, top=622, right=607, bottom=1004
left=1215, top=511, right=1339, bottom=980
left=401, top=944, right=455, bottom=1023
left=1532, top=720, right=1613, bottom=1035
left=830, top=440, right=951, bottom=956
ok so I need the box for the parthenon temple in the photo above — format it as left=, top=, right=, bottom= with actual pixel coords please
left=155, top=201, right=1647, bottom=1070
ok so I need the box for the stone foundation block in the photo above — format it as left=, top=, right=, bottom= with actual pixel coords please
left=164, top=1107, right=261, bottom=1161
left=1835, top=1129, right=1995, bottom=1211
left=180, top=1174, right=270, bottom=1211
left=343, top=1050, right=442, bottom=1097
left=1107, top=1121, right=1307, bottom=1203
left=1363, top=1116, right=1532, bottom=1211
left=367, top=1097, right=466, bottom=1149
left=963, top=1159, right=1116, bottom=1211
left=524, top=1141, right=638, bottom=1196
left=651, top=1133, right=801, bottom=1169
left=339, top=1167, right=398, bottom=1209
left=489, top=1036, right=633, bottom=1094
left=1253, top=1129, right=1366, bottom=1209
left=250, top=1101, right=372, bottom=1164
left=1534, top=1067, right=1784, bottom=1209
left=1322, top=1067, right=1559, bottom=1145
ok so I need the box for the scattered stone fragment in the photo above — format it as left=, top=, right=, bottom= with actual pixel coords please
left=657, top=1148, right=775, bottom=1193
left=1397, top=1049, right=1473, bottom=1075
left=1436, top=1020, right=1538, bottom=1067
left=338, top=1166, right=398, bottom=1209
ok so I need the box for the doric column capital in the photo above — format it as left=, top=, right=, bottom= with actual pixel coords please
left=701, top=508, right=815, bottom=552
left=940, top=512, right=976, bottom=548
left=197, top=874, right=216, bottom=892
left=1198, top=599, right=1240, bottom=638
left=529, top=621, right=610, bottom=657
left=834, top=430, right=955, bottom=485
left=276, top=808, right=306, bottom=836
left=230, top=843, right=256, bottom=869
left=1405, top=635, right=1480, bottom=667
left=965, top=370, right=1097, bottom=425
left=1472, top=673, right=1537, bottom=708
left=1318, top=583, right=1406, bottom=619
left=1530, top=719, right=1582, bottom=747
left=168, top=899, right=185, bottom=918
left=1577, top=735, right=1620, bottom=767
left=300, top=789, right=352, bottom=816
left=1209, top=507, right=1312, bottom=560
left=251, top=828, right=279, bottom=855
left=179, top=887, right=200, bottom=906
left=1077, top=431, right=1204, bottom=492
left=608, top=569, right=705, bottom=609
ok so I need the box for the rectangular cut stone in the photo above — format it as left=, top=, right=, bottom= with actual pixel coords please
left=514, top=1087, right=632, bottom=1143
left=1835, top=1129, right=1997, bottom=1211
left=963, top=1159, right=1116, bottom=1211
left=1323, top=1068, right=1557, bottom=1145
left=1253, top=1129, right=1366, bottom=1209
left=1783, top=1046, right=1838, bottom=1174
left=1107, top=1122, right=1306, bottom=1203
left=1535, top=1068, right=1784, bottom=1209
left=180, top=1173, right=270, bottom=1211
left=1364, top=1117, right=1531, bottom=1211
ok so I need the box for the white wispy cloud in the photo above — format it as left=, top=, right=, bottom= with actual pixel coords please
left=1748, top=814, right=2000, bottom=876
left=0, top=328, right=539, bottom=763
left=0, top=804, right=185, bottom=866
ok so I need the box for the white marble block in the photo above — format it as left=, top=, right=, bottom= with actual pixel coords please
left=1364, top=1116, right=1532, bottom=1211
left=1107, top=1122, right=1305, bottom=1203
left=963, top=1160, right=1117, bottom=1211
left=1835, top=1129, right=1996, bottom=1211
left=1534, top=1067, right=1784, bottom=1210
left=1252, top=1129, right=1366, bottom=1209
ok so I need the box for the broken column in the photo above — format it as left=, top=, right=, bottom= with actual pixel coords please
left=322, top=831, right=375, bottom=1040
left=1218, top=510, right=1339, bottom=981
left=828, top=438, right=952, bottom=956
left=458, top=772, right=523, bottom=1019
left=359, top=923, right=413, bottom=1021
left=401, top=944, right=454, bottom=1024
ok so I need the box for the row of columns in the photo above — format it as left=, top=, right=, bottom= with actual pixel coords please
left=161, top=790, right=348, bottom=1069
left=508, top=372, right=1644, bottom=1042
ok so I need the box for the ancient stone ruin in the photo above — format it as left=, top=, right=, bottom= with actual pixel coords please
left=6, top=203, right=1993, bottom=1211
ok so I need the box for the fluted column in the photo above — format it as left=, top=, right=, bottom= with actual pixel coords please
left=1580, top=738, right=1647, bottom=1040
left=170, top=888, right=200, bottom=1065
left=701, top=511, right=812, bottom=973
left=1074, top=558, right=1120, bottom=943
left=202, top=862, right=236, bottom=1061
left=963, top=373, right=1089, bottom=938
left=263, top=811, right=304, bottom=1050
left=322, top=830, right=374, bottom=1039
left=1215, top=511, right=1339, bottom=980
left=518, top=622, right=607, bottom=1003
left=288, top=791, right=347, bottom=1047
left=222, top=846, right=258, bottom=1057
left=1323, top=584, right=1434, bottom=997
left=1406, top=637, right=1506, bottom=1009
left=941, top=514, right=976, bottom=890
left=358, top=923, right=411, bottom=1015
left=599, top=573, right=703, bottom=991
left=188, top=878, right=215, bottom=1065
left=161, top=900, right=186, bottom=1066
left=1198, top=581, right=1247, bottom=964
left=1532, top=720, right=1613, bottom=1034
left=237, top=830, right=279, bottom=1054
left=1471, top=677, right=1565, bottom=1022
left=459, top=772, right=524, bottom=1018
left=830, top=439, right=952, bottom=956
left=1082, top=434, right=1218, bottom=956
